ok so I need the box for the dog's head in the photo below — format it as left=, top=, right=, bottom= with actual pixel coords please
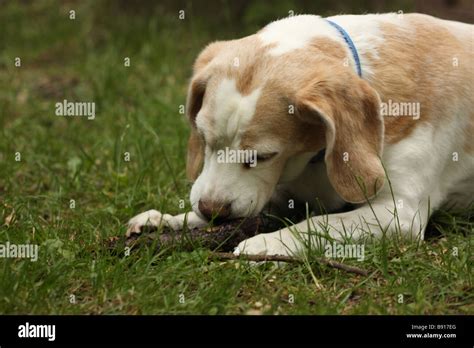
left=186, top=33, right=385, bottom=221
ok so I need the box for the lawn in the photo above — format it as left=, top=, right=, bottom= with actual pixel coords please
left=0, top=0, right=472, bottom=315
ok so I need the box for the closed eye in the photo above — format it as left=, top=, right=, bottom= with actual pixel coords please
left=256, top=152, right=278, bottom=162
left=242, top=151, right=278, bottom=169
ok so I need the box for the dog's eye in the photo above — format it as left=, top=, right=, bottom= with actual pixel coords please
left=256, top=152, right=278, bottom=162
left=242, top=152, right=277, bottom=169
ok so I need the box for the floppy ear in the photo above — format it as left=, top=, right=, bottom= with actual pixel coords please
left=185, top=77, right=206, bottom=181
left=186, top=126, right=204, bottom=181
left=295, top=70, right=385, bottom=203
left=185, top=41, right=225, bottom=181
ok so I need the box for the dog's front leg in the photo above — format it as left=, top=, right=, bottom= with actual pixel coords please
left=126, top=210, right=207, bottom=237
left=235, top=198, right=428, bottom=256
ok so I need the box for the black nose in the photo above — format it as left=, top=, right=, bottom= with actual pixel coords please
left=198, top=200, right=232, bottom=221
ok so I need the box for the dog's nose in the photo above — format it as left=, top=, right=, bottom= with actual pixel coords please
left=198, top=199, right=232, bottom=221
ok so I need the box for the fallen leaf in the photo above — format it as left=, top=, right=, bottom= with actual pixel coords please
left=4, top=209, right=15, bottom=226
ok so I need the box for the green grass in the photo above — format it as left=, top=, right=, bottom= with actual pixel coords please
left=0, top=1, right=472, bottom=315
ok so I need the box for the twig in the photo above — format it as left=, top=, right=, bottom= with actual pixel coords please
left=209, top=252, right=369, bottom=276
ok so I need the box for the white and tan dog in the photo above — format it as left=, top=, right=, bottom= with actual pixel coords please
left=127, top=13, right=473, bottom=256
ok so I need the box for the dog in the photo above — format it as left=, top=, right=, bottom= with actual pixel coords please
left=127, top=13, right=473, bottom=256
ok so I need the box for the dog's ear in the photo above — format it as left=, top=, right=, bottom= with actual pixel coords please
left=185, top=41, right=225, bottom=181
left=186, top=126, right=204, bottom=181
left=295, top=69, right=385, bottom=203
left=185, top=76, right=206, bottom=181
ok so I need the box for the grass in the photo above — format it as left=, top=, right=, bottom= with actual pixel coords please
left=0, top=1, right=472, bottom=315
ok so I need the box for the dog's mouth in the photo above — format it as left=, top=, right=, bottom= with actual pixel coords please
left=205, top=215, right=233, bottom=225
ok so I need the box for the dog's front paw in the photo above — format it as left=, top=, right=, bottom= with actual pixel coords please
left=126, top=210, right=175, bottom=237
left=234, top=230, right=302, bottom=257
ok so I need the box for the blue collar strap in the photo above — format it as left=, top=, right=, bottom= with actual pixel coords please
left=326, top=19, right=362, bottom=78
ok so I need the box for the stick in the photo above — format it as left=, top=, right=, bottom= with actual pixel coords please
left=209, top=252, right=369, bottom=276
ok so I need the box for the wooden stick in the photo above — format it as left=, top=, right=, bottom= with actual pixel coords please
left=209, top=252, right=369, bottom=276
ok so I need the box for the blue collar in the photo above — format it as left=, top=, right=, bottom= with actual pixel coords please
left=326, top=19, right=362, bottom=78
